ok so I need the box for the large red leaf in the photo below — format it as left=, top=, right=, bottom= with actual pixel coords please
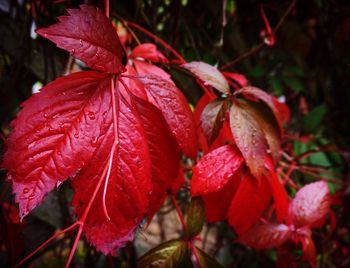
left=134, top=75, right=198, bottom=158
left=288, top=181, right=331, bottom=227
left=3, top=71, right=110, bottom=219
left=130, top=43, right=168, bottom=63
left=131, top=95, right=180, bottom=221
left=200, top=99, right=229, bottom=145
left=228, top=172, right=271, bottom=235
left=202, top=169, right=242, bottom=222
left=265, top=157, right=289, bottom=222
left=182, top=61, right=230, bottom=94
left=36, top=5, right=124, bottom=74
left=191, top=144, right=244, bottom=196
left=237, top=223, right=292, bottom=249
left=229, top=100, right=269, bottom=179
left=235, top=87, right=290, bottom=131
left=72, top=94, right=152, bottom=254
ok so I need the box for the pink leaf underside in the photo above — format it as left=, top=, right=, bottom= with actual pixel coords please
left=237, top=222, right=292, bottom=249
left=228, top=172, right=271, bottom=235
left=236, top=87, right=290, bottom=131
left=202, top=168, right=242, bottom=222
left=264, top=158, right=289, bottom=222
left=36, top=5, right=124, bottom=73
left=3, top=71, right=110, bottom=219
left=131, top=95, right=180, bottom=221
left=182, top=61, right=230, bottom=94
left=72, top=93, right=152, bottom=255
left=191, top=144, right=244, bottom=196
left=200, top=99, right=229, bottom=145
left=288, top=181, right=331, bottom=228
left=229, top=100, right=269, bottom=179
left=130, top=43, right=168, bottom=63
left=133, top=75, right=198, bottom=158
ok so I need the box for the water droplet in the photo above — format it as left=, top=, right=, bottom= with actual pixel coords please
left=95, top=52, right=99, bottom=57
left=23, top=188, right=29, bottom=194
left=57, top=151, right=62, bottom=156
left=28, top=193, right=35, bottom=200
left=88, top=111, right=95, bottom=120
left=44, top=113, right=49, bottom=118
left=70, top=49, right=75, bottom=55
left=252, top=140, right=256, bottom=145
left=79, top=39, right=83, bottom=45
left=74, top=132, right=79, bottom=138
left=102, top=111, right=107, bottom=117
left=91, top=136, right=98, bottom=147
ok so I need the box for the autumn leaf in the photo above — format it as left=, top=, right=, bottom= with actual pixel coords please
left=130, top=43, right=168, bottom=63
left=36, top=5, right=124, bottom=74
left=237, top=222, right=292, bottom=249
left=200, top=99, right=230, bottom=146
left=134, top=75, right=198, bottom=158
left=182, top=61, right=230, bottom=94
left=288, top=181, right=331, bottom=227
left=191, top=144, right=244, bottom=196
left=3, top=71, right=110, bottom=219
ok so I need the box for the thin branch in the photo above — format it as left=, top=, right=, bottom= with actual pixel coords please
left=220, top=0, right=296, bottom=70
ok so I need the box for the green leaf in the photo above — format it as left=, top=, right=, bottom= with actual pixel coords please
left=137, top=240, right=193, bottom=268
left=303, top=104, right=327, bottom=133
left=187, top=197, right=205, bottom=238
left=196, top=247, right=223, bottom=268
left=283, top=77, right=304, bottom=92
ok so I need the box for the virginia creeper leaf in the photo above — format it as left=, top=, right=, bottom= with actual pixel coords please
left=138, top=240, right=193, bottom=268
left=131, top=95, right=180, bottom=222
left=202, top=169, right=242, bottom=222
left=265, top=158, right=289, bottom=222
left=3, top=71, right=110, bottom=219
left=196, top=247, right=223, bottom=268
left=133, top=60, right=172, bottom=82
left=228, top=172, right=271, bottom=235
left=182, top=61, right=230, bottom=94
left=288, top=181, right=331, bottom=227
left=187, top=197, right=205, bottom=238
left=130, top=43, right=168, bottom=63
left=200, top=99, right=229, bottom=145
left=235, top=87, right=290, bottom=131
left=191, top=144, right=244, bottom=196
left=72, top=94, right=152, bottom=254
left=229, top=100, right=269, bottom=179
left=222, top=72, right=249, bottom=87
left=237, top=223, right=292, bottom=249
left=134, top=75, right=198, bottom=158
left=36, top=5, right=124, bottom=73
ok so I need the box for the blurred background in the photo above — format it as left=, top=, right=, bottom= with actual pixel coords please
left=1, top=0, right=350, bottom=267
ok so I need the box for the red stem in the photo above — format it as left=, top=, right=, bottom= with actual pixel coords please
left=170, top=194, right=188, bottom=236
left=189, top=241, right=202, bottom=268
left=104, top=0, right=109, bottom=18
left=126, top=21, right=186, bottom=64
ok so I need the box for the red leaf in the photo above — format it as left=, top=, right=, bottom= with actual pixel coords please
left=3, top=71, right=110, bottom=219
left=72, top=95, right=152, bottom=254
left=36, top=5, right=124, bottom=74
left=222, top=72, right=249, bottom=87
left=130, top=43, right=168, bottom=63
left=228, top=173, right=271, bottom=235
left=134, top=75, right=198, bottom=158
left=265, top=158, right=289, bottom=222
left=237, top=223, right=292, bottom=249
left=182, top=61, right=230, bottom=94
left=288, top=181, right=331, bottom=227
left=131, top=95, right=180, bottom=221
left=200, top=99, right=229, bottom=145
left=235, top=87, right=290, bottom=131
left=229, top=100, right=269, bottom=179
left=202, top=169, right=242, bottom=222
left=133, top=60, right=172, bottom=82
left=191, top=144, right=244, bottom=196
